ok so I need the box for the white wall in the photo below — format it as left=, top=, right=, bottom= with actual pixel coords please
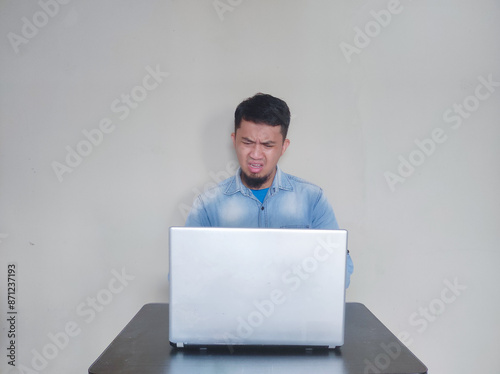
left=1, top=1, right=499, bottom=373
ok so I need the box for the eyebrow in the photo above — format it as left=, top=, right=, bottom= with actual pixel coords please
left=241, top=137, right=276, bottom=146
left=261, top=141, right=276, bottom=146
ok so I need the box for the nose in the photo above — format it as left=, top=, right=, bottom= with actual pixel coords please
left=249, top=144, right=264, bottom=159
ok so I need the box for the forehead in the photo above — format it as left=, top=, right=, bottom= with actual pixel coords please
left=236, top=120, right=283, bottom=140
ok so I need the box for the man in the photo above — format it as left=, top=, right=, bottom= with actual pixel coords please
left=186, top=93, right=353, bottom=287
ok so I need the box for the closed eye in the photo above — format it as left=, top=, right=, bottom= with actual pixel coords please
left=262, top=142, right=275, bottom=148
left=241, top=137, right=254, bottom=145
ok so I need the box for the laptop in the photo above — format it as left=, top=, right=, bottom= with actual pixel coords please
left=168, top=227, right=347, bottom=349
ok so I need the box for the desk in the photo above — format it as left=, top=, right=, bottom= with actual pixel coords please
left=89, top=303, right=427, bottom=374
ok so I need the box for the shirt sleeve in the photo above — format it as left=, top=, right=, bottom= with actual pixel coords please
left=345, top=253, right=354, bottom=288
left=185, top=196, right=211, bottom=227
left=311, top=189, right=339, bottom=230
left=311, top=189, right=354, bottom=288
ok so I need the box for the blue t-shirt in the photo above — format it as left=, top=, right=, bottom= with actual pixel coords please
left=251, top=188, right=269, bottom=204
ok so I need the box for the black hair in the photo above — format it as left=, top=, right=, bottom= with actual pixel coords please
left=234, top=93, right=290, bottom=140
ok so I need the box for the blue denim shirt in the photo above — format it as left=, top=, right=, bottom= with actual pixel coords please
left=185, top=166, right=353, bottom=287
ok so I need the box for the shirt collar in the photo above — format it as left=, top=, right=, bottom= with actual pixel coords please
left=225, top=165, right=293, bottom=196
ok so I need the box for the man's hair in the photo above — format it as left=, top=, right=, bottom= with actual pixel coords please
left=234, top=93, right=290, bottom=140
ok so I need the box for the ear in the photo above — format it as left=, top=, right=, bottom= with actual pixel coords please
left=231, top=132, right=236, bottom=148
left=281, top=138, right=290, bottom=156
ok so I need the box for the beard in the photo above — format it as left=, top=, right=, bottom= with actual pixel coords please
left=240, top=170, right=272, bottom=189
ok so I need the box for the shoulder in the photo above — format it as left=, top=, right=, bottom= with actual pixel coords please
left=186, top=174, right=236, bottom=226
left=198, top=174, right=236, bottom=202
left=282, top=171, right=323, bottom=193
left=279, top=170, right=329, bottom=207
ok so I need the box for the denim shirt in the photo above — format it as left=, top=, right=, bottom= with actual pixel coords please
left=185, top=166, right=353, bottom=287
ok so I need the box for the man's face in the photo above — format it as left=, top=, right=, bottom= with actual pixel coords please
left=231, top=120, right=290, bottom=189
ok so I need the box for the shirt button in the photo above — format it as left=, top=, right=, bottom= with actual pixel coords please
left=261, top=206, right=264, bottom=210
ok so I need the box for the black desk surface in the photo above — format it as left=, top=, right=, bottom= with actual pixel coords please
left=89, top=302, right=427, bottom=374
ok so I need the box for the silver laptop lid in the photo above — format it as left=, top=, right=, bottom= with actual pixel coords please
left=169, top=227, right=347, bottom=349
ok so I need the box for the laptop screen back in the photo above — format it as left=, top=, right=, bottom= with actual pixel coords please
left=169, top=227, right=347, bottom=349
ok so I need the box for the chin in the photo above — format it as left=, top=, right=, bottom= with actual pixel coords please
left=241, top=170, right=270, bottom=189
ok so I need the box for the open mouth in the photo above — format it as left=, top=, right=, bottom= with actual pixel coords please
left=248, top=162, right=263, bottom=174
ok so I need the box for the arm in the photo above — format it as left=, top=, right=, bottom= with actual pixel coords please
left=312, top=189, right=354, bottom=288
left=185, top=196, right=211, bottom=227
left=311, top=189, right=338, bottom=230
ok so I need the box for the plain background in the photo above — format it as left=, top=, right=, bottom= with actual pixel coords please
left=1, top=1, right=499, bottom=373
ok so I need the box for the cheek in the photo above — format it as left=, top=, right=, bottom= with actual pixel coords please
left=235, top=147, right=247, bottom=159
left=267, top=149, right=282, bottom=162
